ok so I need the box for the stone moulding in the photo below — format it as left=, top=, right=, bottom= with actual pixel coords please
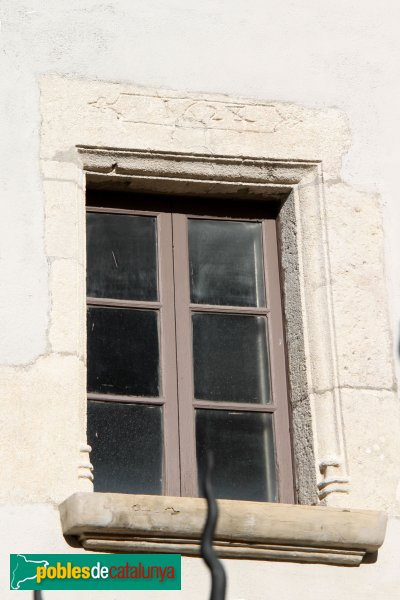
left=60, top=493, right=387, bottom=567
left=78, top=443, right=94, bottom=487
left=77, top=145, right=315, bottom=197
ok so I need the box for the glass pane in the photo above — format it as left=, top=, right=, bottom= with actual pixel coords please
left=87, top=307, right=160, bottom=396
left=193, top=313, right=271, bottom=403
left=88, top=401, right=163, bottom=494
left=87, top=212, right=158, bottom=301
left=196, top=410, right=277, bottom=502
left=189, top=219, right=265, bottom=307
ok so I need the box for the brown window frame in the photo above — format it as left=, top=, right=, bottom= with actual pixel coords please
left=86, top=192, right=295, bottom=504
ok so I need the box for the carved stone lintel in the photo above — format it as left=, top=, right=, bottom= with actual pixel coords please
left=87, top=94, right=297, bottom=134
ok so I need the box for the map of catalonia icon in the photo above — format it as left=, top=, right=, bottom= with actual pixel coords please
left=11, top=554, right=49, bottom=590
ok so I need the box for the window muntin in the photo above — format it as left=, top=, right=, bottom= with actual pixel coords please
left=86, top=193, right=294, bottom=503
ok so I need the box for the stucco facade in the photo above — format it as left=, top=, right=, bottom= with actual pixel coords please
left=1, top=2, right=400, bottom=598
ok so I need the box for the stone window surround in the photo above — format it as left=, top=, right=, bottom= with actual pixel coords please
left=76, top=145, right=346, bottom=506
left=64, top=146, right=387, bottom=566
left=39, top=77, right=390, bottom=564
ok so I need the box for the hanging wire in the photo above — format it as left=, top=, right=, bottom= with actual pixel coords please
left=200, top=452, right=227, bottom=600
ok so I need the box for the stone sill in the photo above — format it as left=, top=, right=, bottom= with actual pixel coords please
left=59, top=493, right=387, bottom=567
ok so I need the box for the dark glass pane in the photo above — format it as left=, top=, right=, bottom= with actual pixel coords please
left=189, top=219, right=265, bottom=307
left=88, top=401, right=163, bottom=494
left=87, top=212, right=158, bottom=301
left=87, top=307, right=160, bottom=396
left=193, top=313, right=271, bottom=403
left=196, top=410, right=277, bottom=502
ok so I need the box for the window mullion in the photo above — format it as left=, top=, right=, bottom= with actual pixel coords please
left=158, top=211, right=181, bottom=496
left=158, top=212, right=181, bottom=496
left=172, top=212, right=198, bottom=497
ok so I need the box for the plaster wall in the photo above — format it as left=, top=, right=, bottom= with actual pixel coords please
left=1, top=1, right=400, bottom=598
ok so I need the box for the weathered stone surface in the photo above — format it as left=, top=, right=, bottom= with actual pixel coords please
left=338, top=389, right=400, bottom=514
left=48, top=259, right=85, bottom=356
left=40, top=78, right=349, bottom=180
left=325, top=183, right=394, bottom=390
left=0, top=355, right=86, bottom=503
left=43, top=180, right=82, bottom=261
left=60, top=492, right=387, bottom=566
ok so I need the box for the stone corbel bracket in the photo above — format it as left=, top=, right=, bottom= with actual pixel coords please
left=318, top=457, right=350, bottom=500
left=77, top=444, right=94, bottom=491
left=60, top=493, right=387, bottom=567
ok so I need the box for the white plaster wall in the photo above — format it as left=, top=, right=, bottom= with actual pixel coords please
left=1, top=1, right=400, bottom=597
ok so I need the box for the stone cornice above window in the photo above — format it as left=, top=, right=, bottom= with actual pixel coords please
left=60, top=493, right=387, bottom=567
left=77, top=145, right=318, bottom=198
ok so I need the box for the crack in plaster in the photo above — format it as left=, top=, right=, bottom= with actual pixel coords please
left=0, top=352, right=85, bottom=372
left=311, top=385, right=396, bottom=396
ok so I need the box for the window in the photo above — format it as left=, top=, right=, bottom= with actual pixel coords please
left=86, top=190, right=294, bottom=504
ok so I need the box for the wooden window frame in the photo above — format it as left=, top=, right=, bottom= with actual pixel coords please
left=86, top=192, right=294, bottom=503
